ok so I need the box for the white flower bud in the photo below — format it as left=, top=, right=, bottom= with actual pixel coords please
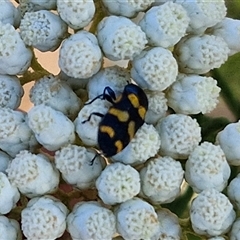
left=0, top=0, right=20, bottom=27
left=67, top=201, right=116, bottom=240
left=112, top=123, right=161, bottom=165
left=208, top=236, right=225, bottom=240
left=19, top=0, right=56, bottom=11
left=216, top=120, right=240, bottom=166
left=21, top=195, right=68, bottom=240
left=145, top=90, right=168, bottom=125
left=57, top=0, right=95, bottom=29
left=0, top=216, right=21, bottom=240
left=27, top=104, right=75, bottom=151
left=155, top=114, right=201, bottom=159
left=153, top=208, right=182, bottom=240
left=87, top=66, right=130, bottom=99
left=210, top=17, right=240, bottom=56
left=0, top=172, right=20, bottom=214
left=0, top=22, right=32, bottom=75
left=20, top=10, right=67, bottom=52
left=185, top=142, right=230, bottom=193
left=0, top=151, right=10, bottom=173
left=6, top=150, right=59, bottom=198
left=227, top=173, right=240, bottom=210
left=139, top=2, right=189, bottom=48
left=167, top=74, right=220, bottom=114
left=30, top=75, right=81, bottom=119
left=75, top=98, right=111, bottom=146
left=140, top=156, right=184, bottom=204
left=190, top=189, right=236, bottom=236
left=115, top=197, right=159, bottom=240
left=0, top=74, right=24, bottom=109
left=175, top=0, right=226, bottom=34
left=55, top=144, right=106, bottom=189
left=131, top=47, right=178, bottom=91
left=0, top=108, right=37, bottom=157
left=96, top=162, right=140, bottom=205
left=174, top=34, right=229, bottom=74
left=101, top=0, right=154, bottom=18
left=97, top=16, right=147, bottom=60
left=229, top=218, right=240, bottom=240
left=59, top=30, right=102, bottom=79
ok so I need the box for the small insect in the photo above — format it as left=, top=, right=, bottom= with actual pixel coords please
left=82, top=83, right=148, bottom=157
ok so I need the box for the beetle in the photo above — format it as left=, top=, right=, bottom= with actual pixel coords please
left=82, top=83, right=148, bottom=157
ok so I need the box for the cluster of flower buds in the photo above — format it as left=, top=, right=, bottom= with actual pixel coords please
left=1, top=0, right=240, bottom=239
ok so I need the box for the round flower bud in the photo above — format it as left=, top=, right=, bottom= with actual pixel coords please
left=167, top=74, right=220, bottom=114
left=131, top=47, right=178, bottom=91
left=115, top=197, right=160, bottom=240
left=153, top=208, right=182, bottom=240
left=155, top=114, right=201, bottom=159
left=215, top=121, right=240, bottom=166
left=0, top=0, right=20, bottom=27
left=145, top=90, right=168, bottom=125
left=210, top=17, right=240, bottom=56
left=139, top=2, right=189, bottom=48
left=0, top=22, right=32, bottom=75
left=190, top=189, right=236, bottom=236
left=0, top=74, right=24, bottom=109
left=21, top=195, right=68, bottom=240
left=0, top=216, right=21, bottom=240
left=175, top=0, right=226, bottom=34
left=112, top=123, right=161, bottom=165
left=59, top=30, right=102, bottom=79
left=0, top=108, right=37, bottom=157
left=185, top=142, right=230, bottom=193
left=87, top=66, right=130, bottom=99
left=229, top=218, right=240, bottom=240
left=20, top=10, right=67, bottom=52
left=0, top=151, right=10, bottom=173
left=101, top=0, right=154, bottom=18
left=227, top=173, right=240, bottom=210
left=97, top=16, right=147, bottom=60
left=19, top=0, right=56, bottom=11
left=57, top=0, right=95, bottom=29
left=27, top=104, right=75, bottom=151
left=55, top=144, right=106, bottom=189
left=75, top=98, right=111, bottom=146
left=96, top=162, right=140, bottom=205
left=0, top=172, right=20, bottom=214
left=67, top=201, right=116, bottom=240
left=30, top=75, right=81, bottom=119
left=174, top=34, right=229, bottom=74
left=140, top=156, right=184, bottom=204
left=6, top=150, right=59, bottom=198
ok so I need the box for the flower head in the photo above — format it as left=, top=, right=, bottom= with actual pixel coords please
left=97, top=16, right=147, bottom=60
left=174, top=34, right=229, bottom=74
left=0, top=216, right=21, bottom=240
left=185, top=142, right=230, bottom=193
left=227, top=173, right=240, bottom=210
left=139, top=2, right=189, bottom=48
left=155, top=114, right=201, bottom=159
left=229, top=218, right=240, bottom=240
left=21, top=195, right=68, bottom=240
left=67, top=201, right=116, bottom=240
left=59, top=30, right=102, bottom=78
left=167, top=74, right=221, bottom=114
left=20, top=10, right=67, bottom=52
left=140, top=156, right=184, bottom=204
left=96, top=162, right=140, bottom=205
left=131, top=47, right=178, bottom=91
left=0, top=151, right=10, bottom=173
left=55, top=144, right=106, bottom=189
left=190, top=189, right=236, bottom=236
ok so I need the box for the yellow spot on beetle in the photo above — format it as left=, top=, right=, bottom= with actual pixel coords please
left=115, top=140, right=123, bottom=152
left=128, top=121, right=135, bottom=140
left=100, top=126, right=115, bottom=138
left=109, top=108, right=129, bottom=122
left=138, top=106, right=146, bottom=119
left=128, top=93, right=140, bottom=108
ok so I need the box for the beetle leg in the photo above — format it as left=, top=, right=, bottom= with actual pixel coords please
left=81, top=112, right=104, bottom=124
